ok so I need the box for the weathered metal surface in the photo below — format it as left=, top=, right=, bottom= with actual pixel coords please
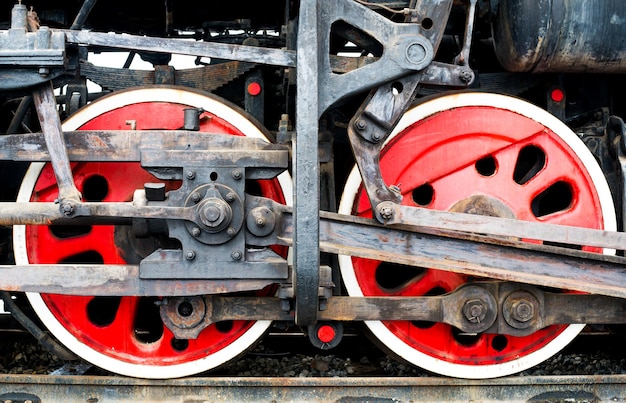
left=4, top=204, right=626, bottom=298
left=387, top=203, right=626, bottom=252
left=63, top=30, right=297, bottom=68
left=493, top=0, right=626, bottom=73
left=0, top=129, right=288, bottom=165
left=139, top=248, right=288, bottom=280
left=315, top=0, right=451, bottom=114
left=32, top=82, right=81, bottom=210
left=310, top=212, right=626, bottom=299
left=158, top=286, right=626, bottom=336
left=293, top=0, right=321, bottom=326
left=80, top=60, right=256, bottom=92
left=0, top=4, right=66, bottom=89
left=0, top=264, right=276, bottom=295
left=346, top=74, right=421, bottom=213
left=2, top=374, right=626, bottom=402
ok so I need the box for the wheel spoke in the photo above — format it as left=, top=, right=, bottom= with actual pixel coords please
left=27, top=226, right=117, bottom=264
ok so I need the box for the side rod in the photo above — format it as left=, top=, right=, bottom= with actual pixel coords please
left=2, top=208, right=626, bottom=299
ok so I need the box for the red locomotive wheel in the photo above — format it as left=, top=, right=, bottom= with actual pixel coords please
left=14, top=87, right=292, bottom=378
left=339, top=92, right=616, bottom=378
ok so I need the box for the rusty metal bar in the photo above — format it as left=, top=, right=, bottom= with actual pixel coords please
left=0, top=264, right=275, bottom=296
left=63, top=30, right=297, bottom=68
left=292, top=0, right=320, bottom=326
left=32, top=82, right=82, bottom=209
left=3, top=127, right=626, bottom=251
left=0, top=202, right=193, bottom=225
left=282, top=211, right=626, bottom=299
left=3, top=204, right=626, bottom=298
left=189, top=291, right=626, bottom=335
left=0, top=130, right=287, bottom=162
left=387, top=203, right=626, bottom=251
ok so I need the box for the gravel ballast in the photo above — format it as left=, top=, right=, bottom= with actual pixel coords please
left=1, top=329, right=626, bottom=377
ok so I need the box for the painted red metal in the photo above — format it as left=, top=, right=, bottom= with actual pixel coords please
left=247, top=82, right=262, bottom=96
left=550, top=88, right=565, bottom=103
left=25, top=100, right=286, bottom=367
left=317, top=324, right=336, bottom=343
left=350, top=105, right=606, bottom=367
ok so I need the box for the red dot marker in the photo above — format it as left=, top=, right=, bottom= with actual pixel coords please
left=247, top=82, right=262, bottom=96
left=317, top=324, right=336, bottom=343
left=550, top=88, right=565, bottom=103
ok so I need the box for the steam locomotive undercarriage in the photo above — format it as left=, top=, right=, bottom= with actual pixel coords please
left=2, top=0, right=626, bottom=379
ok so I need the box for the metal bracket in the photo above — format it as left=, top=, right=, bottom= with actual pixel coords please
left=292, top=0, right=455, bottom=326
left=340, top=0, right=478, bottom=223
left=346, top=74, right=423, bottom=220
left=0, top=3, right=66, bottom=89
left=315, top=0, right=453, bottom=115
left=136, top=136, right=289, bottom=281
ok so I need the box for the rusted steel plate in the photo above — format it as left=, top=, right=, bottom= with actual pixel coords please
left=1, top=374, right=626, bottom=402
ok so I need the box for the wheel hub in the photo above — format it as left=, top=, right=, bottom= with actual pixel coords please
left=184, top=182, right=244, bottom=244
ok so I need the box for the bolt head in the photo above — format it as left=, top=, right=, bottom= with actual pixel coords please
left=459, top=70, right=474, bottom=84
left=61, top=202, right=74, bottom=216
left=378, top=205, right=394, bottom=220
left=512, top=300, right=534, bottom=322
left=463, top=299, right=487, bottom=323
left=185, top=250, right=196, bottom=260
left=199, top=199, right=231, bottom=230
left=231, top=250, right=242, bottom=260
left=406, top=42, right=427, bottom=65
left=204, top=205, right=221, bottom=223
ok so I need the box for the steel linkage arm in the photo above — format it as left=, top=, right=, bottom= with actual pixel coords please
left=32, top=82, right=82, bottom=215
left=159, top=282, right=626, bottom=340
left=4, top=199, right=626, bottom=301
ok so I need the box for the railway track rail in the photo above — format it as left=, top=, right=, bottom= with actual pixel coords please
left=1, top=374, right=626, bottom=402
left=2, top=332, right=626, bottom=402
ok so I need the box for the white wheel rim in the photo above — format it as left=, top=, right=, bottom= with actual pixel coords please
left=338, top=92, right=616, bottom=379
left=14, top=87, right=293, bottom=378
